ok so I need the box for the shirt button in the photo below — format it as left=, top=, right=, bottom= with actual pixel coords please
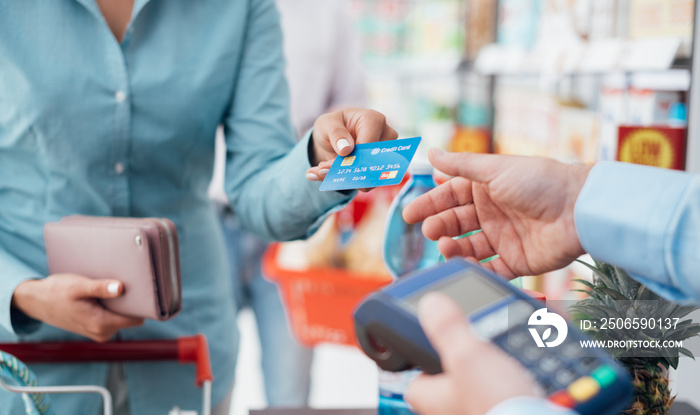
left=115, top=90, right=127, bottom=103
left=114, top=162, right=125, bottom=175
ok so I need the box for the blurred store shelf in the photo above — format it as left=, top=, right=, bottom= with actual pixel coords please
left=363, top=54, right=463, bottom=78
left=474, top=37, right=690, bottom=77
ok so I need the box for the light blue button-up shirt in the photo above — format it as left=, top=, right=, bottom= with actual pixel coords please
left=0, top=1, right=352, bottom=414
left=489, top=161, right=700, bottom=415
left=576, top=161, right=700, bottom=304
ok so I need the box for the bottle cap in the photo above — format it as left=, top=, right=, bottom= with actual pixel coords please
left=409, top=158, right=433, bottom=176
left=669, top=102, right=687, bottom=126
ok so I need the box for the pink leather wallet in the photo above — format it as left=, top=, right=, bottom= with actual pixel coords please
left=44, top=216, right=182, bottom=321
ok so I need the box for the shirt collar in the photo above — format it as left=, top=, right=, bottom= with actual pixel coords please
left=72, top=0, right=152, bottom=24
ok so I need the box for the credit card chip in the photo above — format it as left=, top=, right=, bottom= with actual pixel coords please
left=341, top=156, right=356, bottom=166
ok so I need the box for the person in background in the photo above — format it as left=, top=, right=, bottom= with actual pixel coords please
left=401, top=149, right=700, bottom=415
left=1, top=1, right=396, bottom=414
left=208, top=0, right=367, bottom=407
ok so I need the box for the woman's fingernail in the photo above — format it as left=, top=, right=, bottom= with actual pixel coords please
left=319, top=169, right=329, bottom=176
left=306, top=173, right=319, bottom=181
left=337, top=139, right=350, bottom=152
left=107, top=282, right=121, bottom=295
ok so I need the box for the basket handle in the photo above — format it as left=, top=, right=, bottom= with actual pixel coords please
left=177, top=334, right=213, bottom=387
left=0, top=334, right=213, bottom=387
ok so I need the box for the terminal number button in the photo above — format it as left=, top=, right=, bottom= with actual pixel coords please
left=592, top=365, right=618, bottom=388
left=549, top=390, right=576, bottom=408
left=567, top=377, right=600, bottom=402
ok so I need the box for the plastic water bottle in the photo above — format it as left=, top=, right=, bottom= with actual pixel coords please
left=383, top=162, right=440, bottom=279
left=378, top=369, right=422, bottom=415
left=379, top=161, right=440, bottom=414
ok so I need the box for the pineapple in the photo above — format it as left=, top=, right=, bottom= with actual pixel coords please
left=570, top=260, right=700, bottom=415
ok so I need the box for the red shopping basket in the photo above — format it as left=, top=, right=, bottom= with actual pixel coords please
left=263, top=243, right=392, bottom=347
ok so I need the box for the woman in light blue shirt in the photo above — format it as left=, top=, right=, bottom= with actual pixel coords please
left=0, top=1, right=396, bottom=414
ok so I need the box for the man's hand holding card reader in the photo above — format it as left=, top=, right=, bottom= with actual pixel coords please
left=354, top=259, right=633, bottom=415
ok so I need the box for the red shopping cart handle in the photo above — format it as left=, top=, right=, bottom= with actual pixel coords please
left=0, top=334, right=213, bottom=387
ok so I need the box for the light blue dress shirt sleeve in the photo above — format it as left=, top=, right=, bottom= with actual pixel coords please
left=222, top=0, right=353, bottom=242
left=575, top=161, right=700, bottom=303
left=487, top=397, right=578, bottom=415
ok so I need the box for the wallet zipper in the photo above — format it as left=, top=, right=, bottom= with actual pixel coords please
left=157, top=218, right=180, bottom=314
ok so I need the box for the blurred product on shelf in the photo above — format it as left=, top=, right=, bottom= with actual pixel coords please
left=629, top=0, right=694, bottom=43
left=454, top=71, right=493, bottom=153
left=627, top=89, right=683, bottom=125
left=350, top=0, right=466, bottom=153
left=449, top=126, right=491, bottom=153
left=497, top=0, right=540, bottom=50
left=466, top=0, right=497, bottom=60
left=344, top=193, right=394, bottom=276
left=493, top=83, right=558, bottom=157
left=617, top=125, right=687, bottom=170
left=599, top=84, right=628, bottom=161
left=405, top=0, right=463, bottom=58
left=589, top=0, right=618, bottom=40
left=277, top=215, right=343, bottom=271
left=351, top=0, right=463, bottom=61
left=558, top=104, right=602, bottom=165
left=275, top=189, right=399, bottom=278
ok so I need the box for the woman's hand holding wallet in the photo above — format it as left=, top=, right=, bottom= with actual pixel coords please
left=11, top=274, right=144, bottom=342
left=11, top=216, right=181, bottom=342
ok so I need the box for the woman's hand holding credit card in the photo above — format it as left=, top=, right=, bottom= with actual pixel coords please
left=316, top=137, right=422, bottom=192
left=306, top=108, right=399, bottom=182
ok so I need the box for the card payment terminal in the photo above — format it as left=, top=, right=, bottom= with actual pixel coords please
left=354, top=259, right=633, bottom=415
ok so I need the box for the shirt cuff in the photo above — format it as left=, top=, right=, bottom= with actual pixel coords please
left=574, top=161, right=694, bottom=302
left=487, top=397, right=578, bottom=415
left=0, top=252, right=43, bottom=336
left=278, top=130, right=356, bottom=238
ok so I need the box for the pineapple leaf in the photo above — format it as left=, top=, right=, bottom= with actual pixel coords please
left=575, top=259, right=616, bottom=289
left=679, top=347, right=695, bottom=359
left=636, top=284, right=653, bottom=301
left=612, top=266, right=641, bottom=299
left=675, top=319, right=699, bottom=329
left=571, top=289, right=592, bottom=297
left=570, top=305, right=608, bottom=320
left=665, top=325, right=700, bottom=341
left=573, top=279, right=596, bottom=290
left=594, top=287, right=629, bottom=301
left=571, top=304, right=625, bottom=319
left=658, top=348, right=675, bottom=370
left=675, top=305, right=699, bottom=319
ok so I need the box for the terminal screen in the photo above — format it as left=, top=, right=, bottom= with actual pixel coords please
left=405, top=270, right=509, bottom=315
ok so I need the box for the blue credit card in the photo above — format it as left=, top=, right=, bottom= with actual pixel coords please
left=319, top=137, right=422, bottom=191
